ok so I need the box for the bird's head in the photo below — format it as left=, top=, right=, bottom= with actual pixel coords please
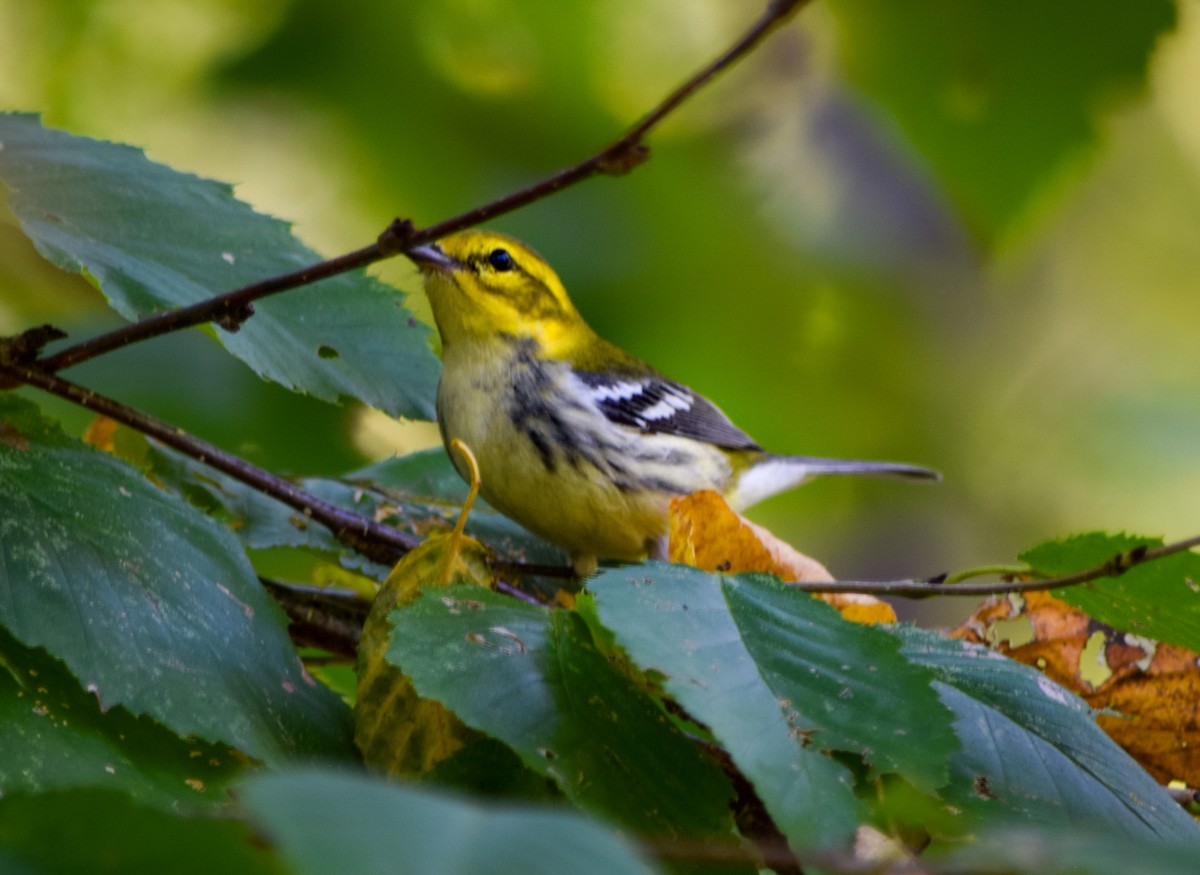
left=408, top=230, right=588, bottom=354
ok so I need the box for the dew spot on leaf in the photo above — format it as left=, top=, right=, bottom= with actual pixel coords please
left=1036, top=676, right=1070, bottom=707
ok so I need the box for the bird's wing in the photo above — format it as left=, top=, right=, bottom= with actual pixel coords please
left=574, top=370, right=761, bottom=451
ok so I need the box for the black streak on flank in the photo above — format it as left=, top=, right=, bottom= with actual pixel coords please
left=525, top=427, right=556, bottom=472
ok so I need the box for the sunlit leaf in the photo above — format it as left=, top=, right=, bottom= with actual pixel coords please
left=0, top=396, right=353, bottom=764
left=0, top=112, right=439, bottom=419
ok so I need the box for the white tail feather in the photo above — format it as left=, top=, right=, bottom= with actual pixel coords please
left=727, top=454, right=938, bottom=511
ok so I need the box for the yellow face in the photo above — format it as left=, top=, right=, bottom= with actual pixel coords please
left=412, top=230, right=587, bottom=353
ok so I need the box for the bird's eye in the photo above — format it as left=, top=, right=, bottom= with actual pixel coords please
left=486, top=248, right=515, bottom=272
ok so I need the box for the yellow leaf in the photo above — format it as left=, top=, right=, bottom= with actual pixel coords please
left=82, top=415, right=119, bottom=451
left=354, top=533, right=494, bottom=777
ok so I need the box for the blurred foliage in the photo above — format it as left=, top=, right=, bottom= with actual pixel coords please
left=0, top=0, right=1195, bottom=606
left=826, top=0, right=1176, bottom=236
left=4, top=4, right=1200, bottom=873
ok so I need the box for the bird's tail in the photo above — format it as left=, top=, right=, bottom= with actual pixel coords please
left=727, top=453, right=939, bottom=510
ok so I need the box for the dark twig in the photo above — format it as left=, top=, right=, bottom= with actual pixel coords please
left=32, top=0, right=809, bottom=375
left=270, top=530, right=1200, bottom=660
left=389, top=0, right=812, bottom=247
left=493, top=579, right=556, bottom=605
left=260, top=579, right=369, bottom=658
left=36, top=243, right=387, bottom=374
left=492, top=560, right=575, bottom=581
left=786, top=535, right=1200, bottom=599
left=0, top=362, right=419, bottom=565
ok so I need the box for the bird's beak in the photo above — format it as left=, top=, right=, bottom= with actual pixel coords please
left=407, top=242, right=458, bottom=273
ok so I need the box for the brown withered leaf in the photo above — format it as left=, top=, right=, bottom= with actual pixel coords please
left=668, top=490, right=896, bottom=625
left=955, top=591, right=1200, bottom=786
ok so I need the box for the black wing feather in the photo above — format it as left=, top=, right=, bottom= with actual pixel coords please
left=575, top=370, right=760, bottom=451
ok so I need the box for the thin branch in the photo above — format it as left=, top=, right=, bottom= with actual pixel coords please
left=492, top=559, right=575, bottom=581
left=621, top=0, right=809, bottom=144
left=493, top=579, right=556, bottom=606
left=30, top=0, right=809, bottom=374
left=392, top=0, right=812, bottom=246
left=787, top=535, right=1200, bottom=599
left=260, top=579, right=368, bottom=658
left=0, top=362, right=419, bottom=565
left=259, top=532, right=1200, bottom=659
left=940, top=562, right=1030, bottom=585
left=37, top=243, right=386, bottom=373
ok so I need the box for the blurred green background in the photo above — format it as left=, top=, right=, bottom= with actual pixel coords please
left=1, top=0, right=1195, bottom=622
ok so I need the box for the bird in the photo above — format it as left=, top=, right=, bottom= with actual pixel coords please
left=407, top=230, right=937, bottom=575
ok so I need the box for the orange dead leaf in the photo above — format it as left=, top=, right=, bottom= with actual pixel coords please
left=669, top=490, right=830, bottom=581
left=668, top=490, right=895, bottom=625
left=83, top=415, right=119, bottom=451
left=955, top=591, right=1200, bottom=786
left=817, top=591, right=898, bottom=627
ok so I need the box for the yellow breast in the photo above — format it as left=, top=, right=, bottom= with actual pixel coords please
left=435, top=338, right=731, bottom=565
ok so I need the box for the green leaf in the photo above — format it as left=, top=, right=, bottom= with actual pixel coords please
left=0, top=396, right=353, bottom=765
left=0, top=789, right=280, bottom=875
left=0, top=112, right=439, bottom=419
left=149, top=444, right=566, bottom=579
left=827, top=0, right=1176, bottom=237
left=0, top=625, right=243, bottom=809
left=386, top=585, right=742, bottom=850
left=932, top=827, right=1200, bottom=875
left=424, top=736, right=561, bottom=801
left=589, top=565, right=957, bottom=850
left=1020, top=532, right=1200, bottom=654
left=241, top=769, right=659, bottom=875
left=897, top=626, right=1200, bottom=843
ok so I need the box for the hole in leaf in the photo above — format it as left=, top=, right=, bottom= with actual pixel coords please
left=317, top=345, right=340, bottom=360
